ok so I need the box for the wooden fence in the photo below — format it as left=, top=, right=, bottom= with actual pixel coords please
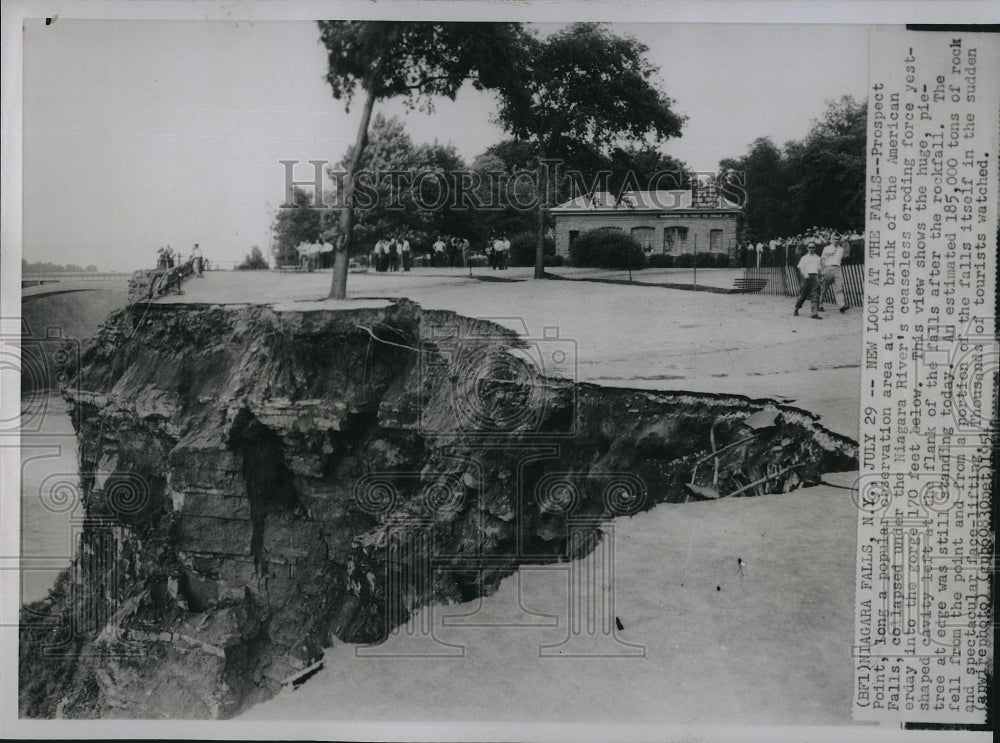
left=743, top=264, right=865, bottom=307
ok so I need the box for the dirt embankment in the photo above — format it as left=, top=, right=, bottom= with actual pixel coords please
left=19, top=299, right=857, bottom=719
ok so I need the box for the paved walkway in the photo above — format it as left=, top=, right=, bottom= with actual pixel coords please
left=158, top=268, right=861, bottom=440
left=172, top=269, right=862, bottom=726
left=242, top=473, right=861, bottom=726
left=549, top=266, right=746, bottom=291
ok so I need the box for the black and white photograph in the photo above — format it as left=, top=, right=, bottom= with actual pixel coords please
left=1, top=2, right=996, bottom=740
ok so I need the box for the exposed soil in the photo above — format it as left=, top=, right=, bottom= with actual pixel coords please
left=19, top=298, right=857, bottom=719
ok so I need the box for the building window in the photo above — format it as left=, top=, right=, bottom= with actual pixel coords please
left=569, top=230, right=579, bottom=245
left=631, top=226, right=655, bottom=253
left=663, top=226, right=689, bottom=254
left=710, top=229, right=723, bottom=252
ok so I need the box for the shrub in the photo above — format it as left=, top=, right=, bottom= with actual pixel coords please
left=236, top=246, right=269, bottom=270
left=569, top=229, right=645, bottom=269
left=646, top=254, right=674, bottom=268
left=509, top=232, right=555, bottom=267
left=543, top=254, right=564, bottom=267
left=673, top=252, right=723, bottom=268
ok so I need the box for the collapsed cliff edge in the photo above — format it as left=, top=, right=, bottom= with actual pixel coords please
left=19, top=298, right=857, bottom=719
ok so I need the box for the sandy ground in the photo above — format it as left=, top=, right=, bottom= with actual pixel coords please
left=160, top=267, right=861, bottom=438
left=242, top=472, right=862, bottom=726
left=161, top=268, right=865, bottom=726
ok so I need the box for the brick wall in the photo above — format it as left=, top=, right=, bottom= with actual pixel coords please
left=554, top=211, right=740, bottom=261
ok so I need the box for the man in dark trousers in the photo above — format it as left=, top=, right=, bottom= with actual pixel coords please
left=192, top=244, right=203, bottom=277
left=400, top=236, right=411, bottom=271
left=793, top=243, right=823, bottom=319
left=388, top=238, right=399, bottom=272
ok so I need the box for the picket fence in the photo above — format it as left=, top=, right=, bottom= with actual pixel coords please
left=743, top=264, right=865, bottom=307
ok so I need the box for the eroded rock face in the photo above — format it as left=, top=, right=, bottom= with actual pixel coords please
left=19, top=299, right=857, bottom=719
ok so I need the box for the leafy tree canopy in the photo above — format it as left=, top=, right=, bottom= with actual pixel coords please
left=317, top=20, right=530, bottom=297
left=334, top=113, right=472, bottom=250
left=271, top=187, right=325, bottom=264
left=318, top=21, right=530, bottom=113
left=496, top=23, right=685, bottom=160
left=237, top=245, right=269, bottom=270
left=493, top=22, right=686, bottom=277
left=719, top=96, right=866, bottom=241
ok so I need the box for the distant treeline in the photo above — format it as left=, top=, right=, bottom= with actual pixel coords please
left=719, top=96, right=866, bottom=242
left=22, top=259, right=101, bottom=274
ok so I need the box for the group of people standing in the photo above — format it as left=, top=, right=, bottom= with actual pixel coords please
left=793, top=236, right=849, bottom=319
left=156, top=244, right=206, bottom=276
left=487, top=235, right=511, bottom=270
left=367, top=233, right=521, bottom=271
left=741, top=228, right=863, bottom=268
left=156, top=246, right=178, bottom=270
left=431, top=236, right=470, bottom=267
left=372, top=236, right=412, bottom=272
left=373, top=235, right=475, bottom=271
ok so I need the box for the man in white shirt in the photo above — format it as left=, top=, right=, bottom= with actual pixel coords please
left=821, top=238, right=849, bottom=313
left=432, top=237, right=446, bottom=267
left=191, top=244, right=203, bottom=276
left=400, top=236, right=411, bottom=271
left=794, top=244, right=823, bottom=318
left=491, top=235, right=504, bottom=270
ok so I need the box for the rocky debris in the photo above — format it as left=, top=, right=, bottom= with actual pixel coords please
left=19, top=299, right=857, bottom=719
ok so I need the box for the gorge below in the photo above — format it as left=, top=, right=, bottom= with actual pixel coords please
left=19, top=297, right=857, bottom=719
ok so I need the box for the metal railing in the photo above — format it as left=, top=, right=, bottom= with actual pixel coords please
left=21, top=272, right=128, bottom=286
left=138, top=257, right=198, bottom=301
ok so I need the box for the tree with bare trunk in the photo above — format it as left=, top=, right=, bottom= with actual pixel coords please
left=494, top=24, right=686, bottom=279
left=317, top=21, right=530, bottom=299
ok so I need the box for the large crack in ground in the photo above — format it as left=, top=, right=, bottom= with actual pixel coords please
left=18, top=299, right=858, bottom=719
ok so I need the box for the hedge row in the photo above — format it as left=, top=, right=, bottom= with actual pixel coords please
left=569, top=229, right=731, bottom=269
left=568, top=229, right=646, bottom=269
left=647, top=252, right=730, bottom=268
left=509, top=232, right=556, bottom=266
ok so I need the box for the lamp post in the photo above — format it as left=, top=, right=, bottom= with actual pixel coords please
left=692, top=233, right=698, bottom=290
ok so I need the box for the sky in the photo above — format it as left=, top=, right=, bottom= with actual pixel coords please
left=20, top=19, right=873, bottom=271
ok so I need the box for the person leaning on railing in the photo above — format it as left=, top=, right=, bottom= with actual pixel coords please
left=191, top=244, right=204, bottom=277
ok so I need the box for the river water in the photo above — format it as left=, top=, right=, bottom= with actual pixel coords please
left=19, top=391, right=79, bottom=605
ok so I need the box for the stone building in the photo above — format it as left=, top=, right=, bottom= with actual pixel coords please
left=552, top=187, right=741, bottom=261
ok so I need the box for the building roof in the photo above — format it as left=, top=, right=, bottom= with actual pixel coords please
left=552, top=189, right=740, bottom=214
